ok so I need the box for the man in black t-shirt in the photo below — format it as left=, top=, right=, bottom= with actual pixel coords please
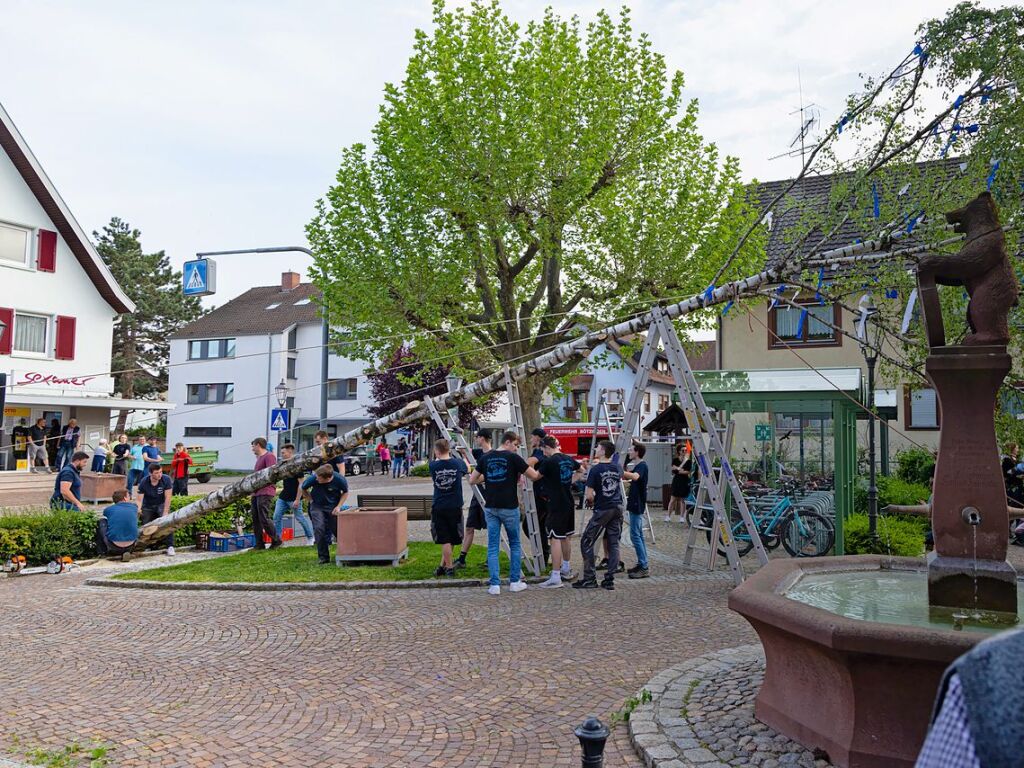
left=273, top=444, right=315, bottom=543
left=536, top=436, right=581, bottom=588
left=454, top=429, right=492, bottom=569
left=137, top=462, right=175, bottom=555
left=526, top=428, right=551, bottom=565
left=429, top=439, right=468, bottom=576
left=625, top=442, right=651, bottom=579
left=574, top=440, right=632, bottom=590
left=469, top=430, right=541, bottom=595
left=111, top=434, right=131, bottom=476
left=28, top=418, right=51, bottom=473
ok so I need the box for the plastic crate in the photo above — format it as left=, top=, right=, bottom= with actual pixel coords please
left=263, top=528, right=294, bottom=544
left=207, top=533, right=256, bottom=552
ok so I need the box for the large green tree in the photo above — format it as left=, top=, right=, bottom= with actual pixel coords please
left=308, top=0, right=763, bottom=431
left=94, top=217, right=205, bottom=405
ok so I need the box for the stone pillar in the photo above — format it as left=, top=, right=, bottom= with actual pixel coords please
left=926, top=346, right=1017, bottom=614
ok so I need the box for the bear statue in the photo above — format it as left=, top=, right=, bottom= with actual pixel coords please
left=916, top=191, right=1019, bottom=347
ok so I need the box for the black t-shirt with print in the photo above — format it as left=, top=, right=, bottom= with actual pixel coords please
left=476, top=449, right=528, bottom=509
left=538, top=452, right=579, bottom=516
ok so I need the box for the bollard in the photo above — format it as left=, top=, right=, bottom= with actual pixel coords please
left=575, top=715, right=609, bottom=768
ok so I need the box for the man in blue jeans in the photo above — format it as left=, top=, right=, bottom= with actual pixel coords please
left=469, top=430, right=541, bottom=596
left=301, top=464, right=349, bottom=564
left=273, top=444, right=315, bottom=543
left=625, top=442, right=651, bottom=579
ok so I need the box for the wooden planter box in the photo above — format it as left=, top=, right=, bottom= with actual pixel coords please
left=80, top=472, right=128, bottom=503
left=336, top=507, right=408, bottom=567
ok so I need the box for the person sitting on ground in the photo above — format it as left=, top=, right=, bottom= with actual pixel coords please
left=50, top=451, right=89, bottom=511
left=96, top=488, right=139, bottom=557
left=90, top=439, right=109, bottom=473
left=469, top=430, right=542, bottom=596
left=429, top=438, right=468, bottom=577
left=273, top=443, right=316, bottom=545
left=170, top=442, right=193, bottom=496
left=537, top=436, right=582, bottom=589
left=137, top=462, right=175, bottom=556
left=301, top=464, right=349, bottom=565
left=625, top=442, right=651, bottom=579
left=575, top=440, right=628, bottom=591
left=916, top=628, right=1024, bottom=768
left=454, top=429, right=492, bottom=569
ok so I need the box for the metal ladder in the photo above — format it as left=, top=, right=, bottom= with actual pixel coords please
left=503, top=368, right=546, bottom=577
left=648, top=306, right=768, bottom=585
left=683, top=421, right=737, bottom=571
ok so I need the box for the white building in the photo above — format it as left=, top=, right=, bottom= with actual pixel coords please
left=0, top=101, right=168, bottom=470
left=166, top=272, right=376, bottom=470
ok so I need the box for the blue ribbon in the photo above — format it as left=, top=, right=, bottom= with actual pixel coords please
left=913, top=43, right=924, bottom=57
left=954, top=95, right=964, bottom=109
left=966, top=124, right=979, bottom=134
left=886, top=288, right=898, bottom=300
left=871, top=183, right=880, bottom=219
left=721, top=300, right=734, bottom=316
left=906, top=215, right=919, bottom=234
left=797, top=309, right=808, bottom=338
left=987, top=160, right=1000, bottom=190
left=703, top=284, right=715, bottom=305
left=769, top=284, right=786, bottom=310
left=815, top=267, right=826, bottom=305
left=838, top=114, right=849, bottom=134
left=981, top=85, right=992, bottom=104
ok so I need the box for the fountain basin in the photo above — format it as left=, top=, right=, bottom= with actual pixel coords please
left=728, top=555, right=1014, bottom=768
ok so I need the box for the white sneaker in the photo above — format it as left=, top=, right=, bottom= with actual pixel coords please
left=309, top=539, right=317, bottom=547
left=166, top=546, right=176, bottom=556
left=487, top=585, right=501, bottom=596
left=539, top=576, right=564, bottom=589
left=663, top=515, right=671, bottom=522
left=509, top=581, right=528, bottom=593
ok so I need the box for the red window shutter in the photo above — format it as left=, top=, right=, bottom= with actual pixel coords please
left=37, top=229, right=57, bottom=272
left=0, top=308, right=12, bottom=355
left=55, top=315, right=76, bottom=360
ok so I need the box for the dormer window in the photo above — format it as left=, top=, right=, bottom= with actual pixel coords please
left=0, top=221, right=31, bottom=267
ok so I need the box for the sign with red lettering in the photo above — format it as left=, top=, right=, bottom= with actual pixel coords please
left=13, top=371, right=99, bottom=388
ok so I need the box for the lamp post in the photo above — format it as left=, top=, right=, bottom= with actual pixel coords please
left=858, top=298, right=881, bottom=538
left=275, top=379, right=288, bottom=409
left=195, top=246, right=327, bottom=429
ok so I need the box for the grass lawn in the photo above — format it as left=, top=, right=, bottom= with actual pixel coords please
left=115, top=542, right=507, bottom=583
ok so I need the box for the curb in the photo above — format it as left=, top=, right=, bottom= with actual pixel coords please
left=84, top=574, right=551, bottom=592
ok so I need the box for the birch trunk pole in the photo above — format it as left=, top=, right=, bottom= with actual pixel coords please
left=137, top=238, right=940, bottom=546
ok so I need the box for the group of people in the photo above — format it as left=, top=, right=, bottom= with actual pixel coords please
left=22, top=416, right=82, bottom=472
left=369, top=437, right=414, bottom=478
left=425, top=427, right=655, bottom=594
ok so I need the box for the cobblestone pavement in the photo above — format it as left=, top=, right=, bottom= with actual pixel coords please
left=0, top=518, right=757, bottom=768
left=630, top=646, right=833, bottom=768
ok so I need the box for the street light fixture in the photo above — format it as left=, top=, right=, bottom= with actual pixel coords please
left=275, top=379, right=288, bottom=408
left=858, top=297, right=881, bottom=538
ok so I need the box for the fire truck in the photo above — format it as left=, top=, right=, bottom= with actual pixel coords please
left=541, top=423, right=611, bottom=459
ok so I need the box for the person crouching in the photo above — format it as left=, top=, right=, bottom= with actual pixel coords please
left=301, top=464, right=349, bottom=565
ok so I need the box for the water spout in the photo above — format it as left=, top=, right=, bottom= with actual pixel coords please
left=961, top=507, right=981, bottom=526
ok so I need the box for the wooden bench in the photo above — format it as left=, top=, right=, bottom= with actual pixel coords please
left=356, top=493, right=432, bottom=520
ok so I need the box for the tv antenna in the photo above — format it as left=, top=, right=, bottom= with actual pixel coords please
left=769, top=68, right=820, bottom=166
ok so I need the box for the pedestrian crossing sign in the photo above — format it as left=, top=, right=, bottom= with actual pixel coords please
left=182, top=258, right=217, bottom=297
left=270, top=408, right=290, bottom=431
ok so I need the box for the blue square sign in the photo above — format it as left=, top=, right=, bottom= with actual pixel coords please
left=270, top=408, right=290, bottom=431
left=183, top=258, right=216, bottom=297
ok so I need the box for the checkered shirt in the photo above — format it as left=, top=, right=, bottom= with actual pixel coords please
left=916, top=673, right=980, bottom=768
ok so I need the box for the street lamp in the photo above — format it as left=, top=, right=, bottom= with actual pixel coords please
left=858, top=297, right=881, bottom=538
left=275, top=379, right=288, bottom=408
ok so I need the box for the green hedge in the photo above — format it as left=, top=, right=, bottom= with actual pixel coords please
left=895, top=448, right=936, bottom=486
left=854, top=475, right=930, bottom=513
left=409, top=462, right=430, bottom=477
left=0, top=496, right=256, bottom=564
left=844, top=513, right=928, bottom=557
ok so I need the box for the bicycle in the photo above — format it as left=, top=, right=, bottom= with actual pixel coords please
left=700, top=481, right=835, bottom=558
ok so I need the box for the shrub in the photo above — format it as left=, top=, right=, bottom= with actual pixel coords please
left=895, top=448, right=936, bottom=486
left=844, top=513, right=927, bottom=557
left=854, top=475, right=930, bottom=513
left=409, top=462, right=430, bottom=478
left=0, top=510, right=100, bottom=564
left=0, top=528, right=32, bottom=560
left=171, top=494, right=252, bottom=545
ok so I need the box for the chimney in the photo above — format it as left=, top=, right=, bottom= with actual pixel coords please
left=281, top=271, right=301, bottom=291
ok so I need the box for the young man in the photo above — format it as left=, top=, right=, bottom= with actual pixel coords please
left=137, top=462, right=175, bottom=555
left=625, top=442, right=651, bottom=579
left=127, top=437, right=146, bottom=498
left=28, top=417, right=51, bottom=473
left=469, top=430, right=541, bottom=596
left=526, top=428, right=551, bottom=565
left=142, top=436, right=162, bottom=470
left=574, top=440, right=631, bottom=591
left=250, top=438, right=282, bottom=550
left=55, top=419, right=80, bottom=470
left=392, top=438, right=408, bottom=478
left=50, top=451, right=89, bottom=511
left=96, top=488, right=139, bottom=558
left=314, top=430, right=346, bottom=475
left=537, top=436, right=581, bottom=588
left=170, top=443, right=193, bottom=496
left=273, top=443, right=315, bottom=543
left=111, top=434, right=131, bottom=476
left=301, top=464, right=349, bottom=564
left=454, top=429, right=492, bottom=569
left=429, top=439, right=468, bottom=576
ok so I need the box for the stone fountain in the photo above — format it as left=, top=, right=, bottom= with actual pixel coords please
left=729, top=192, right=1021, bottom=767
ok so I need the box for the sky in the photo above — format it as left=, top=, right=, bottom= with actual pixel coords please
left=0, top=0, right=987, bottom=305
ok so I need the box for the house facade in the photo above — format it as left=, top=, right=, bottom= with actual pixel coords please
left=0, top=101, right=166, bottom=470
left=166, top=272, right=375, bottom=470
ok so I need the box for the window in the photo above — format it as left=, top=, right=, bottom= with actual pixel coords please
left=13, top=312, right=48, bottom=355
left=644, top=392, right=652, bottom=413
left=286, top=357, right=297, bottom=379
left=188, top=338, right=235, bottom=360
left=266, top=303, right=281, bottom=310
left=905, top=387, right=940, bottom=429
left=186, top=383, right=234, bottom=404
left=768, top=301, right=841, bottom=348
left=658, top=394, right=670, bottom=412
left=294, top=298, right=311, bottom=306
left=287, top=327, right=297, bottom=352
left=183, top=426, right=232, bottom=438
left=327, top=378, right=358, bottom=400
left=0, top=222, right=30, bottom=266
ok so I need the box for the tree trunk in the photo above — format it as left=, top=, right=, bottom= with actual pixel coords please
left=514, top=373, right=554, bottom=436
left=114, top=410, right=129, bottom=434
